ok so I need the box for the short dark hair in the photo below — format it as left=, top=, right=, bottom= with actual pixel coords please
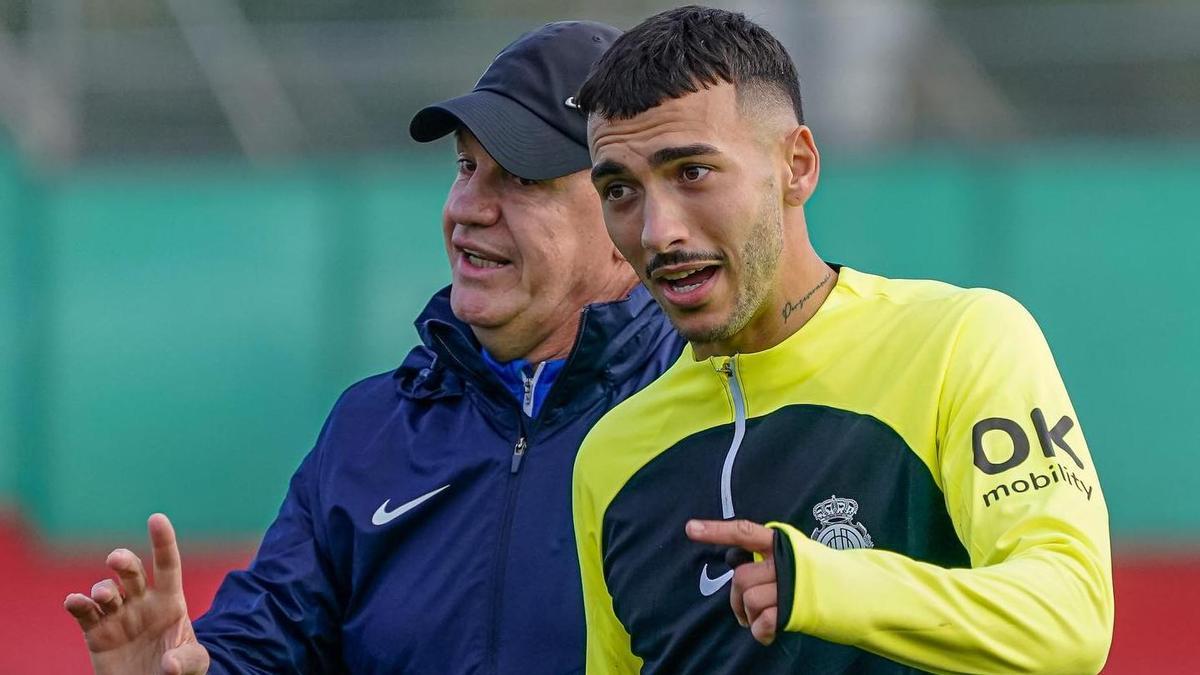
left=576, top=6, right=803, bottom=123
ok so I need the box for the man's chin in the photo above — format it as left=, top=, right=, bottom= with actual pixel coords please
left=449, top=290, right=517, bottom=331
left=667, top=310, right=735, bottom=345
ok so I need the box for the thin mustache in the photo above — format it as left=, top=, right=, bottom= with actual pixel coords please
left=645, top=251, right=724, bottom=279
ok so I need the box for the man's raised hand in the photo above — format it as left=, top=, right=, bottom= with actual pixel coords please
left=63, top=514, right=210, bottom=675
left=686, top=518, right=780, bottom=646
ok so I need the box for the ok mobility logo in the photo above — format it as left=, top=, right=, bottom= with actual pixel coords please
left=972, top=408, right=1093, bottom=508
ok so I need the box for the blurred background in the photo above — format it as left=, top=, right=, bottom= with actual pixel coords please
left=1, top=0, right=1197, bottom=671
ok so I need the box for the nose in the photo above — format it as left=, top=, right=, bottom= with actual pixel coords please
left=445, top=172, right=501, bottom=229
left=640, top=191, right=689, bottom=253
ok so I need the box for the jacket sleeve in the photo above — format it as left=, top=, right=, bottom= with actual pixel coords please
left=573, top=447, right=643, bottom=675
left=193, top=434, right=344, bottom=674
left=768, top=291, right=1114, bottom=674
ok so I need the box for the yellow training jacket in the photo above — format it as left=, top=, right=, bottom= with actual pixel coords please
left=573, top=266, right=1113, bottom=674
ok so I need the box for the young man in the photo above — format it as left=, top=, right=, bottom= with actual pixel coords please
left=63, top=21, right=683, bottom=674
left=572, top=7, right=1113, bottom=674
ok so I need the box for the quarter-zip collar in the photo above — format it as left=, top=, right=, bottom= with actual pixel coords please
left=480, top=349, right=566, bottom=418
left=396, top=284, right=680, bottom=430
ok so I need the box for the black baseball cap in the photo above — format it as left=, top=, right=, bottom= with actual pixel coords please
left=409, top=20, right=621, bottom=180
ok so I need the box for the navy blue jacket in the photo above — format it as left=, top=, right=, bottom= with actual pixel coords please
left=193, top=285, right=683, bottom=674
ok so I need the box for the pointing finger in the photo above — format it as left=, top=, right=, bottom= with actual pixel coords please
left=685, top=519, right=774, bottom=554
left=148, top=513, right=183, bottom=593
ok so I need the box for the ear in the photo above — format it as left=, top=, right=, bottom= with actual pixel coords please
left=782, top=125, right=820, bottom=207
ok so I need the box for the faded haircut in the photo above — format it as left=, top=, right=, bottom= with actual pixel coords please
left=576, top=5, right=804, bottom=123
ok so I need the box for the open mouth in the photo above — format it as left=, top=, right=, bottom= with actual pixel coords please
left=660, top=266, right=718, bottom=293
left=653, top=264, right=720, bottom=307
left=460, top=247, right=510, bottom=270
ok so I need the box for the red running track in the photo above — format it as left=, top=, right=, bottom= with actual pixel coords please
left=3, top=517, right=1196, bottom=673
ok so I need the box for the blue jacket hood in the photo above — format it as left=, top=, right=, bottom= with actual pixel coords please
left=396, top=284, right=675, bottom=421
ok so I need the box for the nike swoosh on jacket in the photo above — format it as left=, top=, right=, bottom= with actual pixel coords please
left=193, top=285, right=685, bottom=674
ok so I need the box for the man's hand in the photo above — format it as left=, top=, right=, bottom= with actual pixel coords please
left=686, top=518, right=779, bottom=646
left=63, top=514, right=211, bottom=675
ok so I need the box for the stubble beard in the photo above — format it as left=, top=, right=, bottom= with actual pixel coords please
left=677, top=192, right=783, bottom=346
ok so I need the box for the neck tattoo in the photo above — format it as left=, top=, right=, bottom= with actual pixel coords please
left=781, top=270, right=833, bottom=323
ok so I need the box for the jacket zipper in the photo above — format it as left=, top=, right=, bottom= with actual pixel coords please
left=510, top=436, right=527, bottom=473
left=519, top=362, right=546, bottom=419
left=718, top=358, right=747, bottom=519
left=428, top=332, right=547, bottom=672
left=489, top=422, right=527, bottom=673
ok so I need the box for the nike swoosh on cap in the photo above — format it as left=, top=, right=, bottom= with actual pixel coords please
left=372, top=484, right=451, bottom=526
left=698, top=563, right=735, bottom=597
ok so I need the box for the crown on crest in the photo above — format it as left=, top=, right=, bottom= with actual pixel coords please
left=813, top=495, right=858, bottom=523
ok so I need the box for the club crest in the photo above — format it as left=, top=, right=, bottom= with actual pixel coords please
left=811, top=495, right=874, bottom=550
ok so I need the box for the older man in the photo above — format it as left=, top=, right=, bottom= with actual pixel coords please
left=64, top=21, right=683, bottom=674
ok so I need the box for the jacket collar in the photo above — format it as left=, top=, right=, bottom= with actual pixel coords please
left=395, top=284, right=672, bottom=421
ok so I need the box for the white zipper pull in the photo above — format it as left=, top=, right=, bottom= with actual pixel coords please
left=519, top=362, right=545, bottom=417
left=511, top=436, right=527, bottom=473
left=521, top=376, right=534, bottom=416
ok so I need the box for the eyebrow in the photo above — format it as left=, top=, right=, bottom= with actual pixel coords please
left=590, top=143, right=721, bottom=184
left=590, top=160, right=627, bottom=184
left=648, top=144, right=720, bottom=167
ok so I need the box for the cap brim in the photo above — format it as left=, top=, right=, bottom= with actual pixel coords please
left=409, top=90, right=590, bottom=181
